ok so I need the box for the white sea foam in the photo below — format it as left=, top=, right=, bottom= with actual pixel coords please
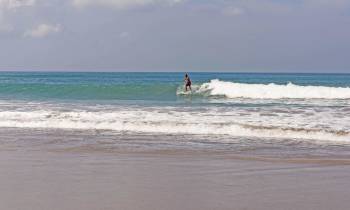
left=196, top=79, right=350, bottom=99
left=0, top=106, right=349, bottom=142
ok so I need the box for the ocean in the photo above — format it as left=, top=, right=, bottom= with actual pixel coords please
left=1, top=72, right=350, bottom=157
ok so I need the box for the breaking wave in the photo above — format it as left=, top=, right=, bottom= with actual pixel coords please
left=0, top=109, right=349, bottom=142
left=189, top=79, right=350, bottom=99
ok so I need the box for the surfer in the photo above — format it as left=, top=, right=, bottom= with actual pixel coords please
left=184, top=73, right=192, bottom=91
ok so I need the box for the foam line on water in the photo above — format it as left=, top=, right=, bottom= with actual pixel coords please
left=0, top=110, right=349, bottom=142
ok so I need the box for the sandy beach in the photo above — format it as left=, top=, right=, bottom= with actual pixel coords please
left=1, top=146, right=350, bottom=210
left=1, top=0, right=350, bottom=208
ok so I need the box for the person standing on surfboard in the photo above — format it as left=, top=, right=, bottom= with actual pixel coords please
left=184, top=73, right=192, bottom=91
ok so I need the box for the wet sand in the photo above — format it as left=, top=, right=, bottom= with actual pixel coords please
left=1, top=149, right=350, bottom=210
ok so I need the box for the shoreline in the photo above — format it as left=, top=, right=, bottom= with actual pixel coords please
left=1, top=125, right=350, bottom=210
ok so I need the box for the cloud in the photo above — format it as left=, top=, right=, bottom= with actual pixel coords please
left=24, top=24, right=62, bottom=38
left=222, top=7, right=245, bottom=16
left=72, top=0, right=183, bottom=10
left=0, top=0, right=36, bottom=33
left=0, top=0, right=36, bottom=10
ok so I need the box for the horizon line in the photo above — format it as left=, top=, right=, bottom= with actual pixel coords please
left=0, top=70, right=349, bottom=74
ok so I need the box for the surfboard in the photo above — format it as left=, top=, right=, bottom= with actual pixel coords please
left=176, top=85, right=193, bottom=95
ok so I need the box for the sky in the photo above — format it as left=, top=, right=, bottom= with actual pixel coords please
left=0, top=0, right=349, bottom=72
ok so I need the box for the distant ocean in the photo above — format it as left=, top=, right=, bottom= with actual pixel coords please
left=1, top=72, right=350, bottom=157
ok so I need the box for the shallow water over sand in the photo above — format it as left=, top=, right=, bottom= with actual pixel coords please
left=2, top=128, right=350, bottom=159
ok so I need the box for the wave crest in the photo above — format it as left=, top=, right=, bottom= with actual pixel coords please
left=196, top=79, right=350, bottom=99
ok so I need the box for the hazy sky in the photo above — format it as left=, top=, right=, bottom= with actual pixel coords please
left=0, top=0, right=349, bottom=72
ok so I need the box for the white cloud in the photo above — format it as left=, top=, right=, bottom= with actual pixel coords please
left=0, top=0, right=36, bottom=33
left=222, top=7, right=245, bottom=16
left=24, top=23, right=62, bottom=38
left=72, top=0, right=183, bottom=9
left=0, top=0, right=36, bottom=10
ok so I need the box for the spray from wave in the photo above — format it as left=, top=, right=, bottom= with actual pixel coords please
left=177, top=79, right=350, bottom=99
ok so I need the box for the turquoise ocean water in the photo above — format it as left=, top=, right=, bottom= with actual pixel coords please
left=0, top=72, right=350, bottom=101
left=1, top=72, right=350, bottom=156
